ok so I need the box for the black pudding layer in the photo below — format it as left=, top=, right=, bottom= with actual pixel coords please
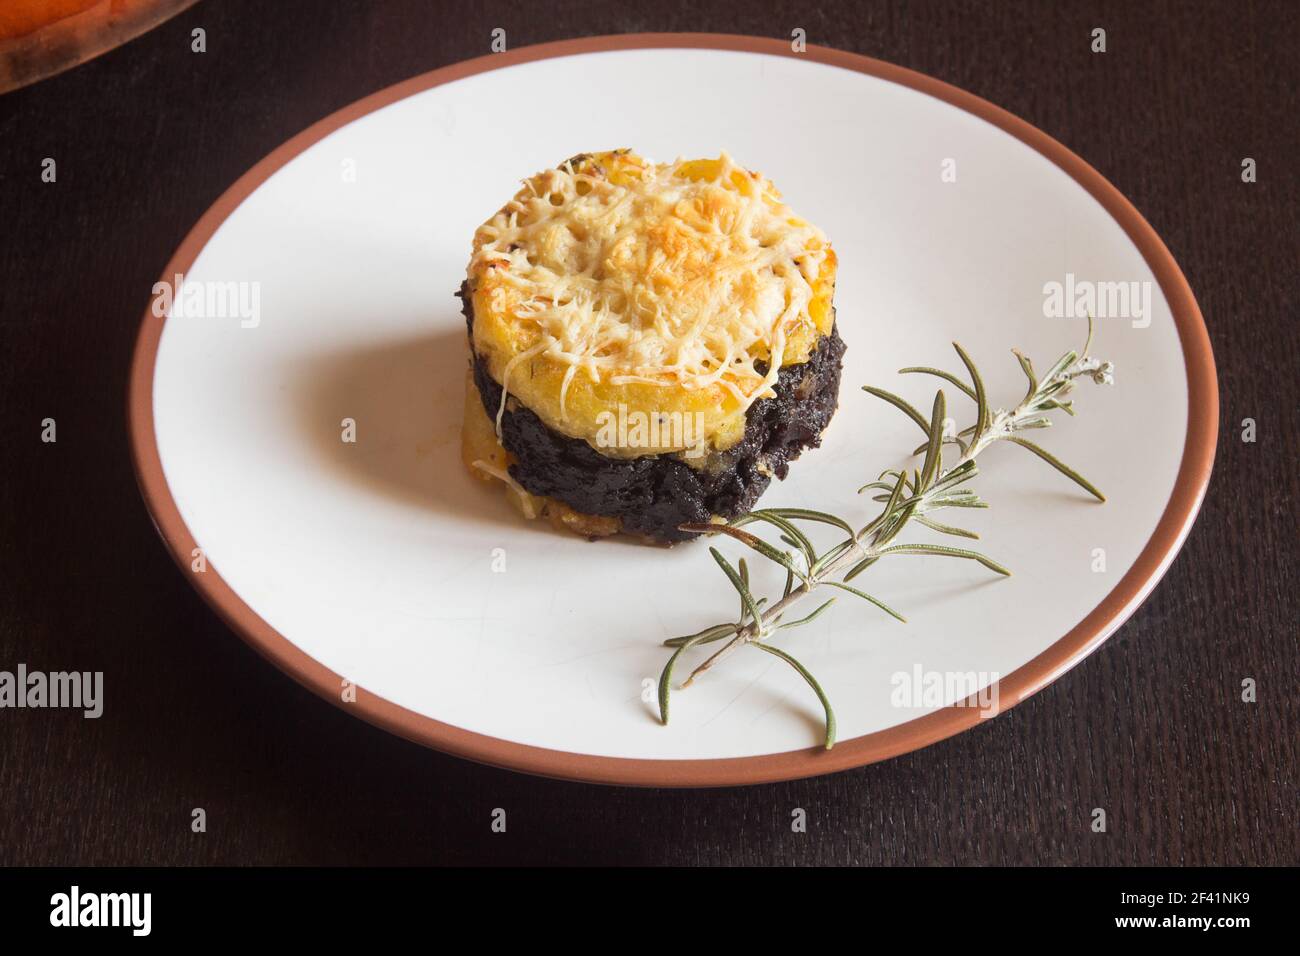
left=461, top=283, right=845, bottom=543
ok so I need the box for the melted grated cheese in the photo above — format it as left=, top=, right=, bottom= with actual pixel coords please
left=468, top=151, right=834, bottom=434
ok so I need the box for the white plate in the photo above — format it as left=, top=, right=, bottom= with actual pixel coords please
left=129, top=36, right=1216, bottom=786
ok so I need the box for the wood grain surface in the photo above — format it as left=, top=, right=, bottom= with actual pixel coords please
left=0, top=0, right=1295, bottom=866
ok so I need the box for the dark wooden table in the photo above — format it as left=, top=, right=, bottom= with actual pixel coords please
left=1, top=0, right=1295, bottom=866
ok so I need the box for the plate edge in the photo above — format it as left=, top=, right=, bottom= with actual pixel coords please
left=125, top=32, right=1219, bottom=788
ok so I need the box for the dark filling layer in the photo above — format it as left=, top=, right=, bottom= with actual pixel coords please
left=461, top=283, right=845, bottom=543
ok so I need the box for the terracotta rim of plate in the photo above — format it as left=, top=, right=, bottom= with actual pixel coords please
left=127, top=33, right=1218, bottom=788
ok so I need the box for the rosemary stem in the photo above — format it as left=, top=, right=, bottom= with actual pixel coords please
left=680, top=575, right=825, bottom=685
left=675, top=325, right=1110, bottom=697
left=681, top=382, right=1039, bottom=686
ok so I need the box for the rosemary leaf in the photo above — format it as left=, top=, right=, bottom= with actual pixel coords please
left=1013, top=348, right=1037, bottom=404
left=662, top=622, right=740, bottom=648
left=739, top=558, right=750, bottom=620
left=1005, top=437, right=1106, bottom=502
left=1041, top=349, right=1079, bottom=387
left=736, top=512, right=818, bottom=571
left=708, top=547, right=765, bottom=630
left=810, top=538, right=857, bottom=577
left=752, top=642, right=837, bottom=749
left=778, top=598, right=837, bottom=630
left=823, top=580, right=907, bottom=622
left=876, top=500, right=917, bottom=546
left=929, top=460, right=980, bottom=495
left=929, top=495, right=990, bottom=509
left=899, top=366, right=977, bottom=400
left=919, top=390, right=947, bottom=490
left=911, top=435, right=968, bottom=457
left=842, top=554, right=879, bottom=581
left=884, top=468, right=908, bottom=516
left=859, top=480, right=896, bottom=494
left=681, top=524, right=808, bottom=581
left=952, top=342, right=991, bottom=443
left=863, top=386, right=931, bottom=437
left=879, top=543, right=1012, bottom=576
left=758, top=508, right=857, bottom=537
left=878, top=468, right=917, bottom=493
left=914, top=515, right=980, bottom=539
left=658, top=624, right=720, bottom=724
left=1036, top=378, right=1072, bottom=400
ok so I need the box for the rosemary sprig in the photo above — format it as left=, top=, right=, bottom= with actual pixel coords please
left=657, top=318, right=1114, bottom=749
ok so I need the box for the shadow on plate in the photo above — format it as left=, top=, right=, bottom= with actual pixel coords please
left=291, top=322, right=539, bottom=532
left=291, top=319, right=703, bottom=553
